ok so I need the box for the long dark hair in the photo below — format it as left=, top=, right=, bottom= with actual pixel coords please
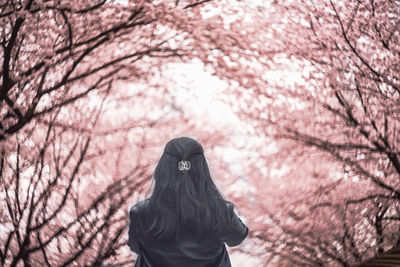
left=145, top=137, right=234, bottom=240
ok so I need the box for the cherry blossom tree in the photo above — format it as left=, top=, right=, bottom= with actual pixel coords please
left=5, top=0, right=399, bottom=265
left=0, top=0, right=238, bottom=265
left=217, top=0, right=400, bottom=265
left=0, top=84, right=231, bottom=266
left=0, top=0, right=225, bottom=141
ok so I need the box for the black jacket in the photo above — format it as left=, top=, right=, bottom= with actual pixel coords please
left=128, top=200, right=248, bottom=267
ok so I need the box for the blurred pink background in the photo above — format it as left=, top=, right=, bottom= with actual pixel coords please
left=1, top=0, right=399, bottom=266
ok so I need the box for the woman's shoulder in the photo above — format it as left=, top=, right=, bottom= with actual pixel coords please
left=214, top=200, right=236, bottom=218
left=219, top=199, right=235, bottom=211
left=224, top=200, right=234, bottom=208
left=130, top=199, right=150, bottom=215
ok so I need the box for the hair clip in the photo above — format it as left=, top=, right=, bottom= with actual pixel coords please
left=178, top=160, right=191, bottom=172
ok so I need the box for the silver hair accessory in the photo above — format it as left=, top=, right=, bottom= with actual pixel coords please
left=178, top=160, right=191, bottom=172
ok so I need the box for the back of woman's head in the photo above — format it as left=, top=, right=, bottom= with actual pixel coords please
left=146, top=137, right=231, bottom=240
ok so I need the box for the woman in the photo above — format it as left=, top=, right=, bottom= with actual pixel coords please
left=128, top=137, right=248, bottom=267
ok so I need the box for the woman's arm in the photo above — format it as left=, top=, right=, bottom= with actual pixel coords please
left=224, top=202, right=249, bottom=247
left=127, top=206, right=142, bottom=254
